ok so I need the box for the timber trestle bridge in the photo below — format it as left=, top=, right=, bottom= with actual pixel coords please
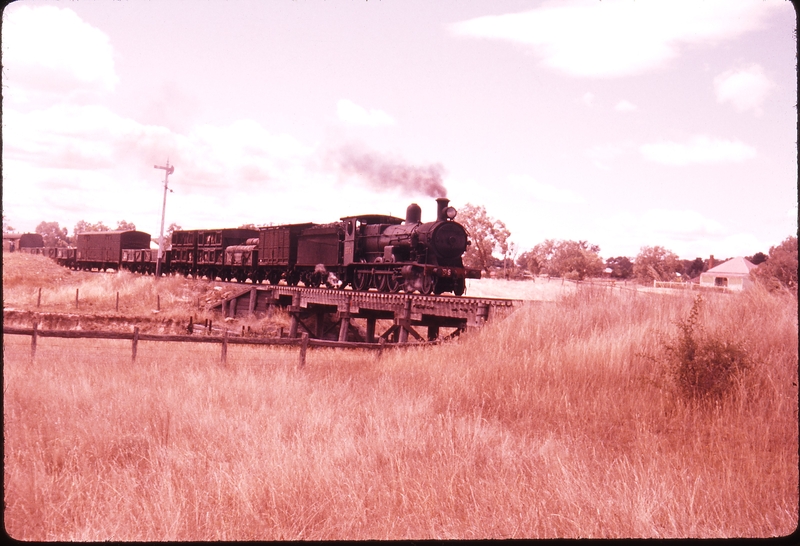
left=212, top=286, right=523, bottom=345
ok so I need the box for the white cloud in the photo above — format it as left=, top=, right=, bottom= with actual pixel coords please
left=615, top=100, right=637, bottom=112
left=336, top=99, right=396, bottom=126
left=2, top=102, right=425, bottom=233
left=582, top=92, right=595, bottom=107
left=639, top=135, right=756, bottom=165
left=586, top=142, right=631, bottom=169
left=714, top=64, right=776, bottom=113
left=448, top=0, right=785, bottom=78
left=2, top=5, right=119, bottom=103
left=507, top=175, right=586, bottom=204
left=641, top=209, right=726, bottom=241
left=599, top=208, right=768, bottom=258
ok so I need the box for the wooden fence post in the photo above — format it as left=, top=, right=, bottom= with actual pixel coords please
left=248, top=287, right=256, bottom=316
left=288, top=293, right=301, bottom=338
left=221, top=329, right=228, bottom=365
left=31, top=321, right=38, bottom=359
left=132, top=326, right=139, bottom=363
left=157, top=294, right=161, bottom=311
left=376, top=337, right=385, bottom=360
left=75, top=288, right=79, bottom=308
left=37, top=287, right=42, bottom=308
left=298, top=332, right=309, bottom=368
left=116, top=291, right=119, bottom=312
left=398, top=298, right=411, bottom=343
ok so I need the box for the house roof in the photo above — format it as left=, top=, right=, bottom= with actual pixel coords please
left=707, top=256, right=757, bottom=275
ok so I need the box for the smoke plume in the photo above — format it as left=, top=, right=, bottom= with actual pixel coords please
left=334, top=144, right=447, bottom=197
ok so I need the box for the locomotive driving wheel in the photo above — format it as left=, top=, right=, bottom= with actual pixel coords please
left=387, top=271, right=401, bottom=293
left=419, top=273, right=434, bottom=296
left=354, top=268, right=372, bottom=291
left=373, top=258, right=388, bottom=292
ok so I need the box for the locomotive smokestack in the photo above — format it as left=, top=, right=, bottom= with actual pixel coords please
left=406, top=203, right=422, bottom=224
left=436, top=197, right=450, bottom=222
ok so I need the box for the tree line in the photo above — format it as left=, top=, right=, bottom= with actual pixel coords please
left=31, top=220, right=182, bottom=247
left=456, top=203, right=797, bottom=291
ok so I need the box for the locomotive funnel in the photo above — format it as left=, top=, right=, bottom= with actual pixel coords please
left=406, top=203, right=422, bottom=224
left=436, top=197, right=450, bottom=222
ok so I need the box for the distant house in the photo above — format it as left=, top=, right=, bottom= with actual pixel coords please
left=699, top=257, right=757, bottom=291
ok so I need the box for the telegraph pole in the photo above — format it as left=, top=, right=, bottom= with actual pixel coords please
left=154, top=159, right=174, bottom=278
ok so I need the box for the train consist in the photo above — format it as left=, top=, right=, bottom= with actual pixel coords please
left=15, top=198, right=481, bottom=296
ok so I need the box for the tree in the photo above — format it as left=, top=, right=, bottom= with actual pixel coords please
left=522, top=239, right=603, bottom=280
left=3, top=214, right=14, bottom=233
left=524, top=239, right=557, bottom=276
left=517, top=249, right=540, bottom=275
left=549, top=240, right=603, bottom=280
left=74, top=220, right=110, bottom=235
left=35, top=221, right=69, bottom=247
left=747, top=252, right=768, bottom=265
left=752, top=236, right=797, bottom=291
left=606, top=256, right=634, bottom=279
left=633, top=246, right=682, bottom=283
left=115, top=220, right=136, bottom=231
left=458, top=203, right=511, bottom=275
left=165, top=222, right=182, bottom=247
left=681, top=257, right=705, bottom=280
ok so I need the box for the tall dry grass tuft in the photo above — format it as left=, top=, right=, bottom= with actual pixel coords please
left=3, top=282, right=797, bottom=540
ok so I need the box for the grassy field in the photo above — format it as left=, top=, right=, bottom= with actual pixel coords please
left=3, top=253, right=798, bottom=539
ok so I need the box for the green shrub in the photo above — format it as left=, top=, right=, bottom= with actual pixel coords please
left=662, top=295, right=751, bottom=403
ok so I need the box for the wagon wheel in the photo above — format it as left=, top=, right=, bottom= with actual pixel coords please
left=419, top=273, right=434, bottom=295
left=267, top=271, right=282, bottom=285
left=354, top=268, right=372, bottom=291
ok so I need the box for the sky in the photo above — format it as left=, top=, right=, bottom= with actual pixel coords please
left=2, top=0, right=797, bottom=260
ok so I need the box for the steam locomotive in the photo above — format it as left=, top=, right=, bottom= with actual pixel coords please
left=21, top=198, right=481, bottom=296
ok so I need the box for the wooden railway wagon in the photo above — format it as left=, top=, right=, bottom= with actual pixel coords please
left=194, top=228, right=258, bottom=281
left=257, top=223, right=313, bottom=285
left=41, top=247, right=59, bottom=259
left=121, top=248, right=163, bottom=274
left=295, top=222, right=346, bottom=287
left=56, top=247, right=76, bottom=268
left=76, top=230, right=152, bottom=271
left=4, top=232, right=44, bottom=253
left=224, top=238, right=259, bottom=282
left=170, top=230, right=198, bottom=276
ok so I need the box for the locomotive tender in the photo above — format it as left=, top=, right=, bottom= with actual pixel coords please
left=25, top=197, right=481, bottom=296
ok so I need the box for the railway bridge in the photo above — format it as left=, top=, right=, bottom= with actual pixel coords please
left=211, top=286, right=523, bottom=344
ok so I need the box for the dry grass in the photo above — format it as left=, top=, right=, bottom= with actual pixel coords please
left=2, top=253, right=247, bottom=330
left=3, top=255, right=798, bottom=539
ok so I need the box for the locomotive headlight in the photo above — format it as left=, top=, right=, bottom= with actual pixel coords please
left=445, top=206, right=457, bottom=220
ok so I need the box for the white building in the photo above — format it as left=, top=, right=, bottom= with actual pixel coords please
left=699, top=257, right=757, bottom=291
